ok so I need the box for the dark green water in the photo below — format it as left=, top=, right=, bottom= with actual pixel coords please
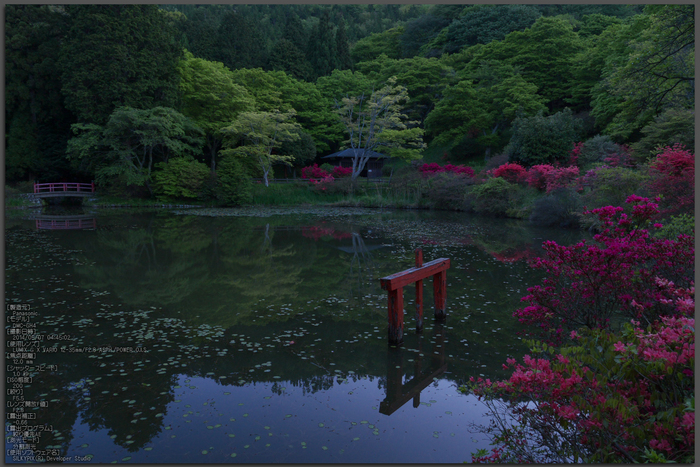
left=5, top=206, right=586, bottom=463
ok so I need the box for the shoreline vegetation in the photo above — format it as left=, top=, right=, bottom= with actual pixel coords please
left=7, top=142, right=694, bottom=240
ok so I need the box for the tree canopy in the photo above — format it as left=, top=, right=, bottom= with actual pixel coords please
left=220, top=110, right=302, bottom=186
left=177, top=50, right=255, bottom=171
left=335, top=77, right=425, bottom=180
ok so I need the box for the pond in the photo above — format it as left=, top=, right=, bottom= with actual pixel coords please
left=5, top=206, right=587, bottom=463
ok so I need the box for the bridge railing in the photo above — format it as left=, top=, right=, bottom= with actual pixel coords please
left=34, top=182, right=95, bottom=194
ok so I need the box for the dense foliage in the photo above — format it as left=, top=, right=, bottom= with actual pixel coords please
left=464, top=195, right=694, bottom=463
left=5, top=4, right=693, bottom=213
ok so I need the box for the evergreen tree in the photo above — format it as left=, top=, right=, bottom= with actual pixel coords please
left=179, top=6, right=221, bottom=62
left=268, top=39, right=313, bottom=81
left=216, top=10, right=266, bottom=70
left=334, top=20, right=353, bottom=70
left=307, top=10, right=336, bottom=80
left=6, top=5, right=75, bottom=181
left=59, top=5, right=181, bottom=125
left=283, top=12, right=308, bottom=51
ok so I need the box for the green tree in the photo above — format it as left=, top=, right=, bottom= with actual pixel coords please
left=596, top=5, right=694, bottom=140
left=425, top=62, right=546, bottom=157
left=59, top=5, right=181, bottom=125
left=177, top=50, right=255, bottom=173
left=215, top=11, right=266, bottom=70
left=306, top=10, right=336, bottom=80
left=631, top=108, right=695, bottom=158
left=356, top=55, right=457, bottom=126
left=399, top=14, right=451, bottom=58
left=67, top=107, right=205, bottom=193
left=282, top=12, right=307, bottom=51
left=268, top=39, right=313, bottom=81
left=153, top=156, right=210, bottom=201
left=586, top=16, right=651, bottom=132
left=334, top=20, right=353, bottom=71
left=280, top=131, right=317, bottom=175
left=214, top=155, right=253, bottom=206
left=463, top=16, right=584, bottom=111
left=5, top=5, right=75, bottom=182
left=229, top=68, right=288, bottom=112
left=220, top=110, right=302, bottom=187
left=577, top=13, right=621, bottom=38
left=504, top=108, right=582, bottom=166
left=568, top=18, right=641, bottom=111
left=335, top=77, right=425, bottom=180
left=176, top=6, right=221, bottom=62
left=268, top=72, right=342, bottom=153
left=442, top=5, right=542, bottom=52
left=350, top=26, right=404, bottom=64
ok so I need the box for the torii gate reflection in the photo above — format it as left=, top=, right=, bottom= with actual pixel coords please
left=379, top=322, right=447, bottom=416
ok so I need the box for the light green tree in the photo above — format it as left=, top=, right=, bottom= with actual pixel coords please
left=177, top=50, right=255, bottom=173
left=335, top=77, right=425, bottom=180
left=66, top=106, right=204, bottom=193
left=220, top=110, right=302, bottom=187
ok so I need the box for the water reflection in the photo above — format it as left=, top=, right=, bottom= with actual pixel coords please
left=380, top=323, right=447, bottom=416
left=5, top=208, right=591, bottom=463
left=35, top=215, right=97, bottom=230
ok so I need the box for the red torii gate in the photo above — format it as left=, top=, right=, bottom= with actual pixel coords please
left=380, top=249, right=450, bottom=346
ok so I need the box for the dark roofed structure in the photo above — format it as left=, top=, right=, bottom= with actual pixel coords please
left=322, top=148, right=387, bottom=178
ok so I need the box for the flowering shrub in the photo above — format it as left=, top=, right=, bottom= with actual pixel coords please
left=525, top=164, right=555, bottom=191
left=603, top=144, right=634, bottom=168
left=331, top=166, right=352, bottom=178
left=467, top=316, right=695, bottom=463
left=569, top=141, right=584, bottom=166
left=649, top=143, right=694, bottom=176
left=646, top=144, right=694, bottom=219
left=514, top=195, right=694, bottom=345
left=492, top=163, right=526, bottom=183
left=543, top=166, right=579, bottom=193
left=419, top=162, right=475, bottom=177
left=301, top=163, right=330, bottom=182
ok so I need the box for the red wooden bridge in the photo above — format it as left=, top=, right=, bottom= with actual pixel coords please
left=34, top=182, right=95, bottom=198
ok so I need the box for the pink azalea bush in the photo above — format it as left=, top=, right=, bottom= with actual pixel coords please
left=301, top=163, right=330, bottom=182
left=331, top=166, right=352, bottom=178
left=419, top=162, right=475, bottom=177
left=467, top=315, right=694, bottom=463
left=543, top=166, right=580, bottom=193
left=569, top=141, right=584, bottom=166
left=492, top=163, right=526, bottom=183
left=467, top=194, right=695, bottom=463
left=646, top=144, right=694, bottom=219
left=525, top=164, right=555, bottom=191
left=514, top=195, right=694, bottom=345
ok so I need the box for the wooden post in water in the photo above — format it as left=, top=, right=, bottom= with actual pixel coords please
left=433, top=269, right=447, bottom=321
left=387, top=288, right=404, bottom=345
left=415, top=249, right=423, bottom=333
left=380, top=250, right=450, bottom=346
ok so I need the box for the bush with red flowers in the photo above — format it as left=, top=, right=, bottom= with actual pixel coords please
left=493, top=163, right=527, bottom=183
left=418, top=162, right=475, bottom=177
